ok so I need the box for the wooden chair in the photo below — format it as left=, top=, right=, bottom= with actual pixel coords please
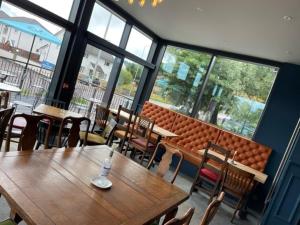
left=57, top=116, right=91, bottom=148
left=147, top=142, right=184, bottom=184
left=199, top=192, right=225, bottom=225
left=5, top=114, right=53, bottom=151
left=78, top=105, right=110, bottom=145
left=190, top=141, right=230, bottom=202
left=111, top=105, right=134, bottom=151
left=125, top=115, right=156, bottom=165
left=220, top=164, right=255, bottom=222
left=164, top=208, right=195, bottom=225
left=0, top=91, right=9, bottom=109
left=0, top=108, right=14, bottom=150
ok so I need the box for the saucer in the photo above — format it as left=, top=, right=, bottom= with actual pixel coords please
left=91, top=176, right=112, bottom=189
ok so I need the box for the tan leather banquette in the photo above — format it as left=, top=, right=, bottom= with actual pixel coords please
left=141, top=101, right=272, bottom=172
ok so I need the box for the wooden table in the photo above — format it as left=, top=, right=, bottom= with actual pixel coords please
left=110, top=109, right=178, bottom=138
left=197, top=149, right=268, bottom=184
left=0, top=146, right=188, bottom=225
left=33, top=104, right=83, bottom=120
left=0, top=82, right=21, bottom=93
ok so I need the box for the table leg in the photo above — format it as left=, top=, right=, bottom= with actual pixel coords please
left=10, top=209, right=22, bottom=224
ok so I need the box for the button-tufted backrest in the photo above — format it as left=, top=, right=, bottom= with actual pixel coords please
left=141, top=101, right=177, bottom=130
left=216, top=131, right=272, bottom=172
left=168, top=113, right=221, bottom=152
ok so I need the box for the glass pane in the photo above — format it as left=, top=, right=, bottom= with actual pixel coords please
left=27, top=0, right=74, bottom=20
left=88, top=3, right=125, bottom=46
left=150, top=46, right=212, bottom=115
left=112, top=59, right=143, bottom=109
left=0, top=1, right=65, bottom=113
left=126, top=27, right=152, bottom=60
left=197, top=57, right=277, bottom=138
left=70, top=45, right=117, bottom=117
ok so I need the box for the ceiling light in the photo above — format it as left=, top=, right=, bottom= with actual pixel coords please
left=127, top=0, right=164, bottom=7
left=282, top=16, right=293, bottom=21
left=196, top=7, right=204, bottom=12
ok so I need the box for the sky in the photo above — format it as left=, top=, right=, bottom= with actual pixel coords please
left=0, top=0, right=73, bottom=33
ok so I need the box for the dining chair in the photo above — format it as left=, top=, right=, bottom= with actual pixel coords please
left=5, top=113, right=53, bottom=151
left=199, top=192, right=225, bottom=225
left=163, top=208, right=195, bottom=225
left=91, top=104, right=110, bottom=133
left=147, top=142, right=184, bottom=184
left=57, top=116, right=91, bottom=148
left=220, top=164, right=255, bottom=222
left=111, top=105, right=134, bottom=151
left=190, top=141, right=230, bottom=203
left=0, top=107, right=14, bottom=150
left=125, top=115, right=156, bottom=165
left=0, top=91, right=9, bottom=109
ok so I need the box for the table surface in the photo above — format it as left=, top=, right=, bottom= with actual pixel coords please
left=197, top=149, right=268, bottom=184
left=0, top=82, right=21, bottom=93
left=110, top=109, right=178, bottom=138
left=0, top=146, right=188, bottom=225
left=33, top=104, right=83, bottom=120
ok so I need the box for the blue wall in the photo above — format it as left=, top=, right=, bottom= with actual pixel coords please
left=254, top=63, right=300, bottom=194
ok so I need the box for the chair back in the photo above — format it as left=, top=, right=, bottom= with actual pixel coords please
left=0, top=91, right=9, bottom=109
left=200, top=141, right=230, bottom=181
left=57, top=116, right=91, bottom=148
left=199, top=192, right=225, bottom=225
left=44, top=98, right=66, bottom=109
left=0, top=107, right=14, bottom=149
left=130, top=115, right=155, bottom=142
left=222, top=164, right=255, bottom=195
left=164, top=208, right=195, bottom=225
left=115, top=105, right=134, bottom=132
left=147, top=142, right=183, bottom=184
left=6, top=114, right=53, bottom=151
left=92, top=105, right=110, bottom=132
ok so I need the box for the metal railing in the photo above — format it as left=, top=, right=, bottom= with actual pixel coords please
left=0, top=56, right=134, bottom=116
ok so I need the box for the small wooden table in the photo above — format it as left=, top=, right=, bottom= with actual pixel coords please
left=0, top=146, right=188, bottom=225
left=110, top=108, right=178, bottom=138
left=197, top=149, right=268, bottom=184
left=33, top=104, right=83, bottom=120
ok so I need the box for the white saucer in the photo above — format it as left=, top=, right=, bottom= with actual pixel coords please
left=91, top=177, right=112, bottom=189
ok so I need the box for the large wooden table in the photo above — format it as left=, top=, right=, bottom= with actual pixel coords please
left=110, top=109, right=178, bottom=138
left=197, top=149, right=268, bottom=184
left=0, top=146, right=188, bottom=225
left=33, top=104, right=83, bottom=120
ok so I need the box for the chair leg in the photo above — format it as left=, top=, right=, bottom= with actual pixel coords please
left=35, top=141, right=41, bottom=150
left=140, top=151, right=146, bottom=165
left=124, top=143, right=130, bottom=156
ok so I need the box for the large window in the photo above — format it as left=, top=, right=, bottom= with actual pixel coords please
left=27, top=0, right=75, bottom=20
left=126, top=27, right=152, bottom=60
left=150, top=46, right=212, bottom=114
left=88, top=2, right=125, bottom=46
left=112, top=59, right=144, bottom=109
left=71, top=45, right=118, bottom=115
left=197, top=57, right=277, bottom=137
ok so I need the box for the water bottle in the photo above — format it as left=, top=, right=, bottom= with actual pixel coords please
left=99, top=144, right=118, bottom=177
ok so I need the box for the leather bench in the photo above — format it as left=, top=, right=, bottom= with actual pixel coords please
left=141, top=101, right=272, bottom=172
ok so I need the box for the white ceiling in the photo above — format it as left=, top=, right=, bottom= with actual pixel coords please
left=114, top=0, right=300, bottom=65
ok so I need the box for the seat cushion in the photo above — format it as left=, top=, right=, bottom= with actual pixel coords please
left=79, top=131, right=106, bottom=144
left=0, top=219, right=15, bottom=225
left=200, top=168, right=219, bottom=182
left=12, top=117, right=27, bottom=129
left=131, top=138, right=155, bottom=149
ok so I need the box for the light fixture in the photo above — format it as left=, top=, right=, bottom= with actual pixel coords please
left=282, top=16, right=293, bottom=21
left=128, top=0, right=164, bottom=7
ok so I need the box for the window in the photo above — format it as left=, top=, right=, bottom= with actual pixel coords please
left=27, top=0, right=75, bottom=20
left=112, top=59, right=144, bottom=109
left=126, top=27, right=152, bottom=60
left=88, top=2, right=125, bottom=46
left=197, top=57, right=277, bottom=138
left=150, top=46, right=212, bottom=114
left=71, top=45, right=118, bottom=114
